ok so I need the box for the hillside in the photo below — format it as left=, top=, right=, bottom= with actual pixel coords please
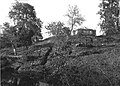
left=1, top=35, right=120, bottom=86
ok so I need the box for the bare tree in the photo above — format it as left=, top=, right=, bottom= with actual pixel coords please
left=66, top=5, right=85, bottom=34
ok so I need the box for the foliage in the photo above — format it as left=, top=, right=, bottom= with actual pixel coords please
left=98, top=0, right=120, bottom=35
left=45, top=21, right=71, bottom=38
left=8, top=1, right=43, bottom=47
left=66, top=5, right=85, bottom=34
left=1, top=22, right=20, bottom=54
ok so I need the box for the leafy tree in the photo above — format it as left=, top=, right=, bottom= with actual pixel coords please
left=98, top=0, right=120, bottom=35
left=1, top=22, right=19, bottom=55
left=45, top=21, right=71, bottom=37
left=8, top=1, right=43, bottom=47
left=66, top=5, right=85, bottom=34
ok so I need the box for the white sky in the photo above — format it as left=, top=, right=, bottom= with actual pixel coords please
left=0, top=0, right=102, bottom=38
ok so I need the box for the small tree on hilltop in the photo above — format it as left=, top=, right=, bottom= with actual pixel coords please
left=66, top=5, right=85, bottom=35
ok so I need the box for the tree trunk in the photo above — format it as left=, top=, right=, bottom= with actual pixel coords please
left=12, top=44, right=17, bottom=55
left=71, top=23, right=74, bottom=35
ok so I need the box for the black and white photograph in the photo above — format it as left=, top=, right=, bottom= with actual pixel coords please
left=0, top=0, right=120, bottom=86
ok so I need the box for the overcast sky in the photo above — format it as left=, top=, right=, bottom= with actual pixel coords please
left=0, top=0, right=102, bottom=37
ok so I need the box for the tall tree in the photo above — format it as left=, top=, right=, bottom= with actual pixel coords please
left=8, top=1, right=43, bottom=47
left=98, top=0, right=120, bottom=35
left=66, top=5, right=85, bottom=34
left=45, top=21, right=71, bottom=37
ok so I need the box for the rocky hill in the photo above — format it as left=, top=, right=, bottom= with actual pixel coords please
left=1, top=34, right=120, bottom=86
